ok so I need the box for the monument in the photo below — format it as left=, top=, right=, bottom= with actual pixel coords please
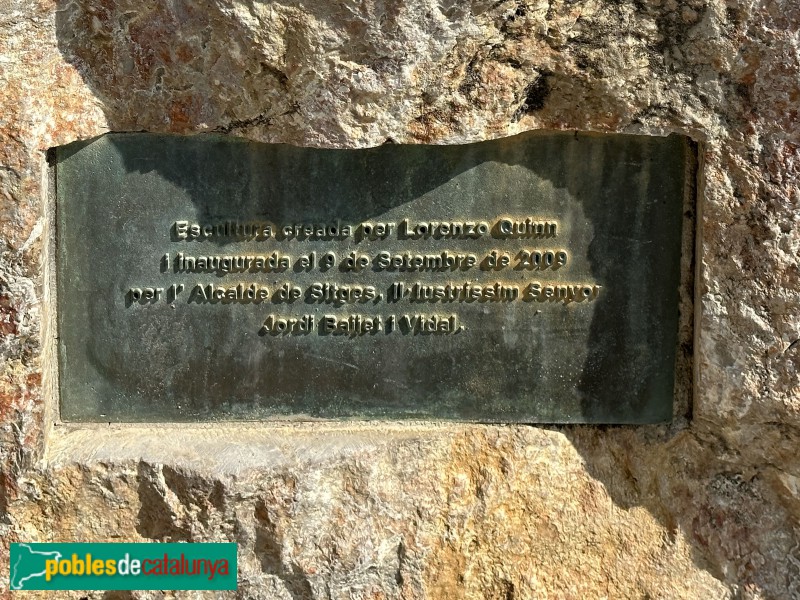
left=1, top=0, right=798, bottom=597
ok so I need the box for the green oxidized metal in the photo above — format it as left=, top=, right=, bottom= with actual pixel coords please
left=56, top=132, right=691, bottom=423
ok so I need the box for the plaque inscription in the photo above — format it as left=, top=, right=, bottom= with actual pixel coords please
left=56, top=132, right=690, bottom=422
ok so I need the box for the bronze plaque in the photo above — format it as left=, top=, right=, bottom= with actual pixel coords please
left=56, top=132, right=691, bottom=422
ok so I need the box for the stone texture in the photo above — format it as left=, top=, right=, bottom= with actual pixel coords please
left=0, top=0, right=799, bottom=598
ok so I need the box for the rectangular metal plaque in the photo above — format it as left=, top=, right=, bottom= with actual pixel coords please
left=56, top=132, right=690, bottom=423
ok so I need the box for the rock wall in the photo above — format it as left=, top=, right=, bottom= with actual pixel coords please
left=1, top=0, right=798, bottom=598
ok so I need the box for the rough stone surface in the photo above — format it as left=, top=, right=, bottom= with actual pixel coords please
left=0, top=0, right=799, bottom=598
